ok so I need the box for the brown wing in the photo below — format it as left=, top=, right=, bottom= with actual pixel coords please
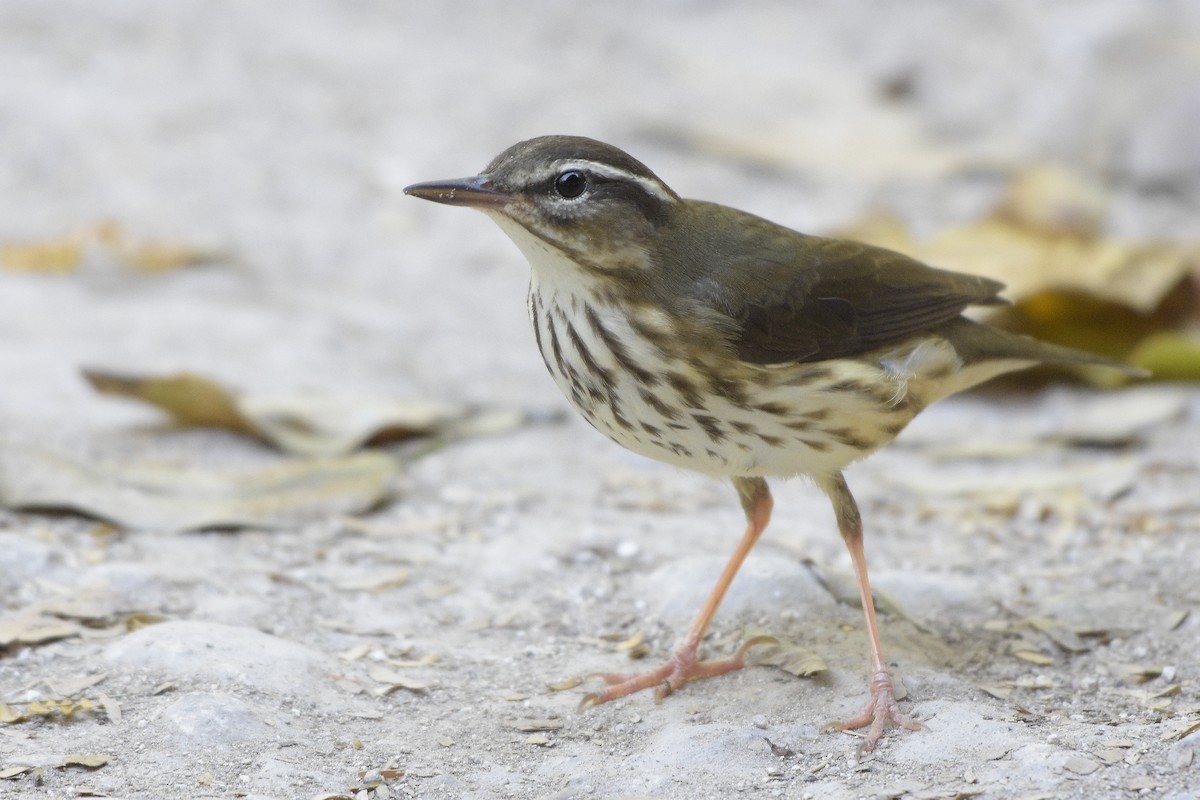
left=670, top=205, right=1007, bottom=364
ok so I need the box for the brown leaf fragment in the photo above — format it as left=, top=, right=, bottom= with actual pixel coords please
left=745, top=636, right=828, bottom=678
left=366, top=665, right=429, bottom=694
left=59, top=754, right=110, bottom=770
left=1119, top=664, right=1163, bottom=684
left=83, top=370, right=256, bottom=435
left=511, top=718, right=563, bottom=732
left=83, top=367, right=526, bottom=457
left=0, top=766, right=31, bottom=779
left=0, top=705, right=24, bottom=724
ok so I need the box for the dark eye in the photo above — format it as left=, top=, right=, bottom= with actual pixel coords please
left=554, top=170, right=587, bottom=199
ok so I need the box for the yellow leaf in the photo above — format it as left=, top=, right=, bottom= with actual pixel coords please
left=83, top=370, right=256, bottom=435
left=0, top=239, right=83, bottom=272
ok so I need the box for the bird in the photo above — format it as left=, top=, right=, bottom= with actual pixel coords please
left=404, top=135, right=1140, bottom=751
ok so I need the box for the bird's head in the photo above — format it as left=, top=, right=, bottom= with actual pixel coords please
left=405, top=135, right=680, bottom=276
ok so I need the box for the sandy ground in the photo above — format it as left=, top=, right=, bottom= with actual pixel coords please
left=1, top=2, right=1199, bottom=798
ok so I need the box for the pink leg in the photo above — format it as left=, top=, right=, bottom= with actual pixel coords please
left=818, top=473, right=924, bottom=751
left=583, top=477, right=775, bottom=706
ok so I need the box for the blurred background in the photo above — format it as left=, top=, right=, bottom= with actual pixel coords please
left=1, top=0, right=1197, bottom=439
left=2, top=4, right=1199, bottom=797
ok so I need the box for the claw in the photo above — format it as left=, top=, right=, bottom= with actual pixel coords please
left=826, top=670, right=923, bottom=752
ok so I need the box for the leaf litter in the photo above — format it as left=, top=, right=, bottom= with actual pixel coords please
left=836, top=164, right=1200, bottom=381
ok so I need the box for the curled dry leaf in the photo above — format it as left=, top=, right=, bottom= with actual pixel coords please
left=82, top=368, right=524, bottom=457
left=742, top=628, right=827, bottom=678
left=0, top=447, right=399, bottom=531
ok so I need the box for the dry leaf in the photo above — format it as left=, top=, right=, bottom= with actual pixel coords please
left=84, top=368, right=522, bottom=457
left=0, top=447, right=399, bottom=531
left=1119, top=664, right=1163, bottom=684
left=0, top=614, right=81, bottom=648
left=339, top=644, right=373, bottom=662
left=525, top=733, right=552, bottom=746
left=0, top=767, right=31, bottom=780
left=1160, top=718, right=1200, bottom=741
left=1014, top=650, right=1054, bottom=666
left=385, top=653, right=439, bottom=668
left=47, top=674, right=107, bottom=697
left=59, top=754, right=110, bottom=770
left=334, top=569, right=410, bottom=594
left=743, top=631, right=827, bottom=678
left=978, top=684, right=1012, bottom=701
left=1024, top=617, right=1089, bottom=653
left=511, top=718, right=563, bottom=732
left=366, top=664, right=429, bottom=694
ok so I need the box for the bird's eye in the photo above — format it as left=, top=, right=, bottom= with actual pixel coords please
left=554, top=170, right=587, bottom=199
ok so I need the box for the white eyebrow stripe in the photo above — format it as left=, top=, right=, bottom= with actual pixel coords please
left=559, top=160, right=677, bottom=203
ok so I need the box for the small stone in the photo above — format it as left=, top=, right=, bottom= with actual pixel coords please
left=615, top=540, right=640, bottom=558
left=752, top=714, right=769, bottom=729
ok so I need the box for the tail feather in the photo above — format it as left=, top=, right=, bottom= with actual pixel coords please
left=939, top=318, right=1148, bottom=377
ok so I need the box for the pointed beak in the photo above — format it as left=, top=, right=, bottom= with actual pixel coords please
left=403, top=175, right=513, bottom=209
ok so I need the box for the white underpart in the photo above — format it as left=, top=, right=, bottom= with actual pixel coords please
left=488, top=213, right=1032, bottom=478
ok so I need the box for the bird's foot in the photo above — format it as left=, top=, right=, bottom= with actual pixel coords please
left=824, top=669, right=924, bottom=752
left=580, top=636, right=776, bottom=707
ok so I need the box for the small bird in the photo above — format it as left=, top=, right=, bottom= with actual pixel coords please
left=405, top=136, right=1138, bottom=751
